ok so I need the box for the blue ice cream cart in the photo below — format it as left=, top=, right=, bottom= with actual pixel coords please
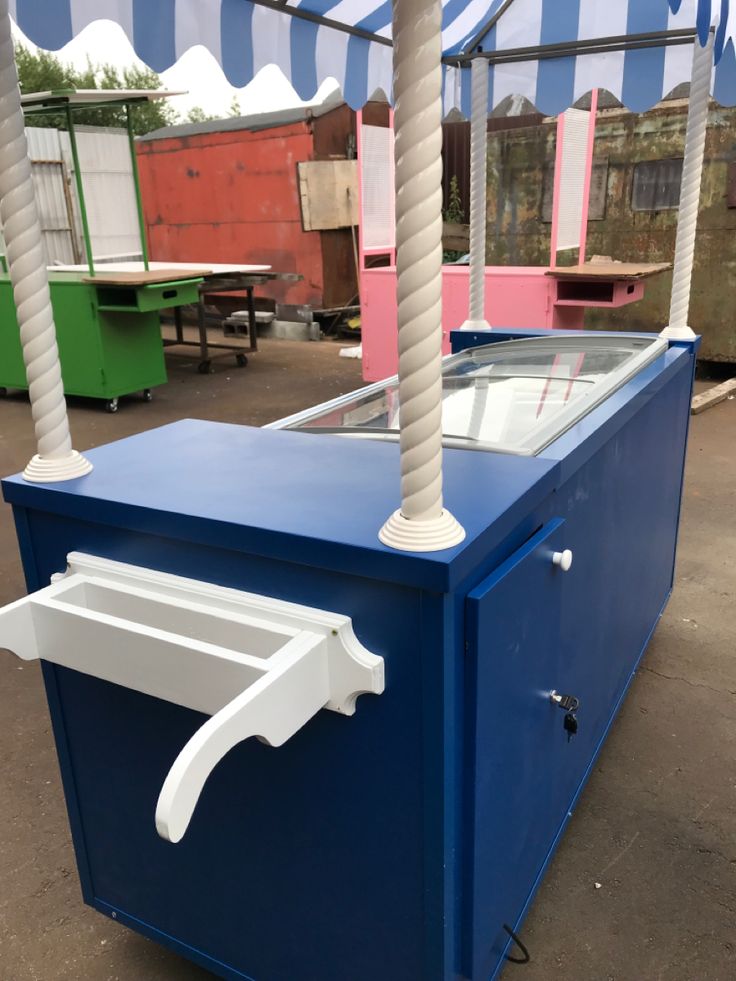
left=0, top=0, right=730, bottom=979
left=0, top=327, right=696, bottom=980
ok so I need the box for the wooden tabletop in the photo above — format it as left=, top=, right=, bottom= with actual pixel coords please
left=82, top=269, right=211, bottom=286
left=547, top=261, right=671, bottom=281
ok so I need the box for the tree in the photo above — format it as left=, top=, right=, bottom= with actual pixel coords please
left=228, top=95, right=241, bottom=118
left=444, top=175, right=465, bottom=224
left=15, top=43, right=178, bottom=135
left=443, top=175, right=467, bottom=263
left=185, top=105, right=218, bottom=124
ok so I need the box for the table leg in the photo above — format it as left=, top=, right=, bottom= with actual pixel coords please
left=246, top=286, right=258, bottom=353
left=197, top=289, right=210, bottom=371
left=174, top=305, right=183, bottom=344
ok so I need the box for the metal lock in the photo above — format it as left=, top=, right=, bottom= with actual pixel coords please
left=550, top=690, right=580, bottom=741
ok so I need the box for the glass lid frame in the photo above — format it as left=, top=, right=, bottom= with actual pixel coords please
left=269, top=334, right=668, bottom=457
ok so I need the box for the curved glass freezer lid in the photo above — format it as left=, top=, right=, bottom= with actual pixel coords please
left=273, top=334, right=668, bottom=456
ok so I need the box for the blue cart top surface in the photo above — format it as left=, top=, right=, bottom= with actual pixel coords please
left=2, top=341, right=693, bottom=593
left=2, top=421, right=560, bottom=592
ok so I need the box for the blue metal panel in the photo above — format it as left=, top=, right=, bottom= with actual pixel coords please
left=464, top=348, right=694, bottom=980
left=466, top=519, right=568, bottom=981
left=450, top=327, right=666, bottom=354
left=15, top=516, right=442, bottom=981
left=2, top=422, right=560, bottom=593
left=541, top=346, right=692, bottom=481
left=3, top=329, right=696, bottom=981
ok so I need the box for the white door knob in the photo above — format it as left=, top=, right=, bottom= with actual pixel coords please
left=552, top=549, right=573, bottom=572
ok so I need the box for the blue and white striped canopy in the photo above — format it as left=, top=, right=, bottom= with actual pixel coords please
left=10, top=0, right=736, bottom=113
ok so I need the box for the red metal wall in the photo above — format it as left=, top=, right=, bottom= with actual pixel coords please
left=136, top=121, right=324, bottom=307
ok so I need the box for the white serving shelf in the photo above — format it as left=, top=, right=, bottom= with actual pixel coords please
left=0, top=553, right=385, bottom=843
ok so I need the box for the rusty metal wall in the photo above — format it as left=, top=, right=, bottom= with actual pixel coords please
left=134, top=101, right=391, bottom=313
left=441, top=115, right=545, bottom=222
left=312, top=100, right=390, bottom=309
left=442, top=122, right=471, bottom=220
left=136, top=120, right=324, bottom=308
left=312, top=102, right=363, bottom=309
left=481, top=102, right=736, bottom=362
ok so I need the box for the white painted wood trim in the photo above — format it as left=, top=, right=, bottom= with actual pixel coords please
left=0, top=553, right=385, bottom=842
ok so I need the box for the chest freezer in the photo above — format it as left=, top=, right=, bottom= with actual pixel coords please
left=274, top=332, right=668, bottom=455
left=0, top=328, right=696, bottom=981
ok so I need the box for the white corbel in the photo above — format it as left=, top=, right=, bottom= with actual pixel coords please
left=0, top=553, right=385, bottom=843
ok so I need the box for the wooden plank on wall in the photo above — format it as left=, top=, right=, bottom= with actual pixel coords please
left=298, top=160, right=358, bottom=231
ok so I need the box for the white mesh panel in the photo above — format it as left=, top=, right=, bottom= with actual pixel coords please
left=360, top=124, right=395, bottom=251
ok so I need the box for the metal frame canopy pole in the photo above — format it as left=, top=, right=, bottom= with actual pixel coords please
left=459, top=53, right=491, bottom=331
left=661, top=29, right=714, bottom=341
left=64, top=103, right=95, bottom=277
left=0, top=1, right=92, bottom=483
left=379, top=0, right=465, bottom=552
left=126, top=104, right=150, bottom=271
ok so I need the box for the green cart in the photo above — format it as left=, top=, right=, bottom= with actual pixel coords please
left=0, top=88, right=201, bottom=412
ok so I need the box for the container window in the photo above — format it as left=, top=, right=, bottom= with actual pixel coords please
left=631, top=159, right=683, bottom=212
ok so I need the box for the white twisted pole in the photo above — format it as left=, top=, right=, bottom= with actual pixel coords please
left=379, top=0, right=465, bottom=552
left=0, top=1, right=91, bottom=482
left=661, top=30, right=713, bottom=341
left=460, top=54, right=491, bottom=331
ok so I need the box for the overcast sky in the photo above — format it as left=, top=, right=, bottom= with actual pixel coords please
left=12, top=17, right=339, bottom=120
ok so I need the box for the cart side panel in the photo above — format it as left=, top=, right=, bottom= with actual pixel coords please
left=0, top=277, right=27, bottom=388
left=11, top=513, right=443, bottom=981
left=464, top=348, right=694, bottom=980
left=0, top=276, right=168, bottom=399
left=94, top=308, right=167, bottom=396
left=0, top=277, right=106, bottom=394
left=41, top=280, right=104, bottom=397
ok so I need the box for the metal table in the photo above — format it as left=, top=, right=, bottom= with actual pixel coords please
left=170, top=271, right=302, bottom=374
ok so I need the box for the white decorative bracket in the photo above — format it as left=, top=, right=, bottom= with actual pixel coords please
left=0, top=553, right=384, bottom=843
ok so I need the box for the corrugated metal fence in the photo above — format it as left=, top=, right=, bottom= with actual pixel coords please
left=76, top=127, right=142, bottom=261
left=26, top=127, right=81, bottom=264
left=0, top=126, right=140, bottom=266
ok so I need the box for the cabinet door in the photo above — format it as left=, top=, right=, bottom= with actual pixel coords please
left=466, top=519, right=583, bottom=980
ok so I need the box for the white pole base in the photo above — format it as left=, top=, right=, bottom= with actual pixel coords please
left=23, top=450, right=93, bottom=483
left=379, top=508, right=466, bottom=552
left=459, top=319, right=492, bottom=331
left=659, top=324, right=697, bottom=341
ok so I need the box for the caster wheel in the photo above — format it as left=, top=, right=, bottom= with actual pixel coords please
left=105, top=398, right=119, bottom=414
left=142, top=389, right=153, bottom=402
left=235, top=353, right=248, bottom=368
left=198, top=360, right=213, bottom=375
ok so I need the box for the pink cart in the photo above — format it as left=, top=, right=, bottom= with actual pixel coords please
left=357, top=98, right=669, bottom=383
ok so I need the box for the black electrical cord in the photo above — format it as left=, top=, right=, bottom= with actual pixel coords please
left=502, top=924, right=531, bottom=965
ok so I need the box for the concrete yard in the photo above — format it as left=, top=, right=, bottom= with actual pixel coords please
left=0, top=338, right=734, bottom=981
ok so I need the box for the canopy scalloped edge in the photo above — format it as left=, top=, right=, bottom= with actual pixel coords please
left=669, top=0, right=733, bottom=59
left=9, top=1, right=736, bottom=115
